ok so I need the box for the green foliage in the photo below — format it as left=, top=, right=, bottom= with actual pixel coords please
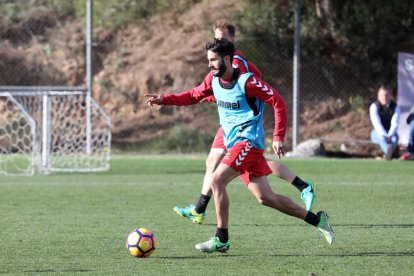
left=1, top=157, right=414, bottom=274
left=97, top=78, right=113, bottom=93
left=330, top=121, right=343, bottom=131
left=73, top=0, right=201, bottom=27
left=335, top=1, right=414, bottom=84
left=74, top=0, right=157, bottom=27
left=0, top=0, right=75, bottom=20
left=148, top=123, right=212, bottom=153
left=238, top=0, right=294, bottom=48
left=0, top=1, right=20, bottom=26
left=238, top=0, right=414, bottom=86
left=349, top=95, right=364, bottom=112
left=48, top=0, right=76, bottom=18
left=0, top=0, right=201, bottom=30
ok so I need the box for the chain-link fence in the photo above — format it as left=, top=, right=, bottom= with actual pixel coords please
left=0, top=0, right=399, bottom=154
left=238, top=37, right=377, bottom=151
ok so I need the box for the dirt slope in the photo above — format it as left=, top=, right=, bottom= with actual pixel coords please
left=92, top=0, right=242, bottom=144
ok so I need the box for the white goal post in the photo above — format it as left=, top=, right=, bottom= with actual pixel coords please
left=0, top=87, right=111, bottom=175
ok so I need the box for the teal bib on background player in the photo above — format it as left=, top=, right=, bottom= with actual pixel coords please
left=212, top=72, right=265, bottom=150
left=233, top=55, right=248, bottom=70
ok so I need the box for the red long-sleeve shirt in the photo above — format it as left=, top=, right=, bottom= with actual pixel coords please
left=161, top=70, right=287, bottom=142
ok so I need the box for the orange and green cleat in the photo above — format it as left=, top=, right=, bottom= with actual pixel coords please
left=173, top=204, right=205, bottom=224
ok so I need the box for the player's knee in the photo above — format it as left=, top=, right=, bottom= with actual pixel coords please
left=210, top=174, right=226, bottom=192
left=210, top=181, right=223, bottom=195
left=205, top=159, right=215, bottom=172
left=267, top=160, right=281, bottom=175
left=205, top=155, right=221, bottom=172
left=255, top=193, right=272, bottom=206
left=210, top=174, right=218, bottom=188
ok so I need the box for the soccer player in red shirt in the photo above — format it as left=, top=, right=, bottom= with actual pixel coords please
left=173, top=20, right=316, bottom=224
left=146, top=39, right=334, bottom=253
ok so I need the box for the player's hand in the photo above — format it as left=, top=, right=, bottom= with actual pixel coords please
left=145, top=94, right=163, bottom=106
left=272, top=140, right=285, bottom=159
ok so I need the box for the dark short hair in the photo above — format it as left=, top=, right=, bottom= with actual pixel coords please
left=379, top=84, right=392, bottom=92
left=205, top=39, right=235, bottom=62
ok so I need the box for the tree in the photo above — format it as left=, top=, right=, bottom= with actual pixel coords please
left=238, top=0, right=414, bottom=86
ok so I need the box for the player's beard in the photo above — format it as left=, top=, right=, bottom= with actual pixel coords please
left=214, top=58, right=227, bottom=78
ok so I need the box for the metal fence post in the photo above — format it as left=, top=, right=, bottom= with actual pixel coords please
left=86, top=0, right=93, bottom=155
left=292, top=0, right=301, bottom=150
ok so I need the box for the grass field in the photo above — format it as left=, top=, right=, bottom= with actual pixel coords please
left=1, top=155, right=413, bottom=275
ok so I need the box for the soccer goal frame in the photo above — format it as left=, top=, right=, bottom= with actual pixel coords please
left=0, top=1, right=111, bottom=175
left=0, top=87, right=111, bottom=175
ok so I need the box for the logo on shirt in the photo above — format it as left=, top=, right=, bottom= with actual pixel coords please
left=250, top=77, right=273, bottom=96
left=224, top=152, right=231, bottom=159
left=217, top=99, right=240, bottom=109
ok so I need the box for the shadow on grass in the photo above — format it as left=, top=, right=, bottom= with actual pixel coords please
left=267, top=251, right=414, bottom=257
left=338, top=224, right=414, bottom=228
left=153, top=251, right=414, bottom=259
left=157, top=251, right=414, bottom=258
left=157, top=254, right=241, bottom=259
left=6, top=269, right=94, bottom=274
left=205, top=223, right=414, bottom=228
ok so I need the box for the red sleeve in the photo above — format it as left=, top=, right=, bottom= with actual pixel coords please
left=244, top=76, right=287, bottom=142
left=234, top=50, right=245, bottom=58
left=201, top=95, right=216, bottom=103
left=162, top=72, right=215, bottom=105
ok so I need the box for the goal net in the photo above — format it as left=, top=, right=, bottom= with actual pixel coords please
left=0, top=89, right=111, bottom=175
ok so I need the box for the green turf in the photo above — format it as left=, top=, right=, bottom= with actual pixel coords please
left=1, top=155, right=413, bottom=275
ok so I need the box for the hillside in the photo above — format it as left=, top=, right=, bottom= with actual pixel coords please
left=94, top=0, right=244, bottom=146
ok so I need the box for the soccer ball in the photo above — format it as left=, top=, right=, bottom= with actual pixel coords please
left=126, top=228, right=156, bottom=258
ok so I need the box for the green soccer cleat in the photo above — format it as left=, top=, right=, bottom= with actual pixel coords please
left=195, top=237, right=230, bottom=254
left=301, top=181, right=316, bottom=211
left=316, top=211, right=335, bottom=245
left=173, top=204, right=205, bottom=224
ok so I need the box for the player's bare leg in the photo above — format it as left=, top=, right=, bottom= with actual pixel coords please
left=173, top=150, right=225, bottom=224
left=201, top=150, right=225, bottom=196
left=267, top=160, right=316, bottom=211
left=210, top=163, right=239, bottom=228
left=195, top=163, right=239, bottom=253
left=247, top=176, right=334, bottom=244
left=248, top=176, right=307, bottom=218
left=266, top=160, right=295, bottom=181
left=176, top=156, right=315, bottom=224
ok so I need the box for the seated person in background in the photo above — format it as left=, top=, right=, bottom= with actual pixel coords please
left=400, top=106, right=414, bottom=160
left=369, top=85, right=401, bottom=160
